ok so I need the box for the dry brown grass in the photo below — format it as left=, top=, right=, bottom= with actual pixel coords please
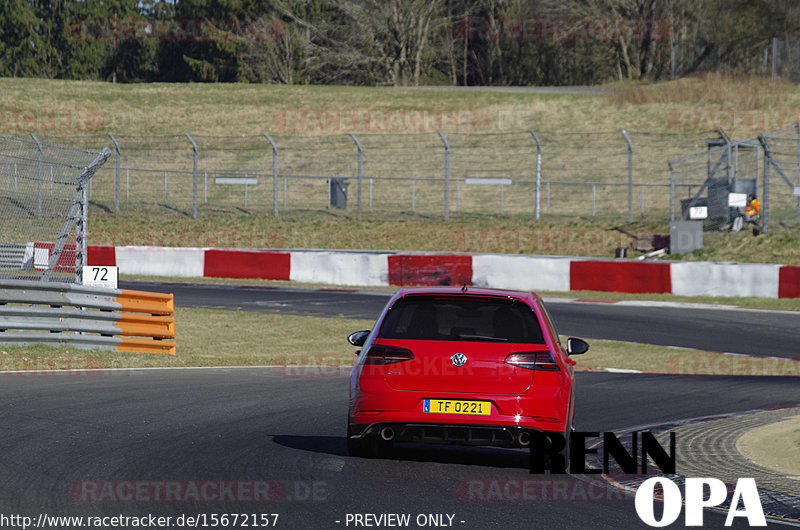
left=610, top=73, right=794, bottom=109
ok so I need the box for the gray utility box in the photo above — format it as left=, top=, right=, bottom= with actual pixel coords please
left=670, top=221, right=703, bottom=254
left=330, top=178, right=350, bottom=209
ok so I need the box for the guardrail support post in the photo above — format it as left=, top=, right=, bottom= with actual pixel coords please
left=437, top=131, right=450, bottom=221
left=264, top=134, right=278, bottom=217
left=186, top=134, right=198, bottom=219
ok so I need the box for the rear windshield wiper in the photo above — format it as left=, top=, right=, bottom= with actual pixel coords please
left=456, top=334, right=508, bottom=342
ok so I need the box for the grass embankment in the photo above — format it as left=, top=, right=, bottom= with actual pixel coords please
left=4, top=73, right=800, bottom=262
left=3, top=73, right=796, bottom=135
left=90, top=211, right=800, bottom=265
left=1, top=307, right=798, bottom=376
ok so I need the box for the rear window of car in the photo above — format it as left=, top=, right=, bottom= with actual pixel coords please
left=377, top=295, right=545, bottom=344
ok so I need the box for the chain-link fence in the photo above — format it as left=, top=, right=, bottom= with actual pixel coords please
left=668, top=125, right=800, bottom=233
left=0, top=135, right=110, bottom=282
left=40, top=130, right=723, bottom=223
left=770, top=38, right=800, bottom=82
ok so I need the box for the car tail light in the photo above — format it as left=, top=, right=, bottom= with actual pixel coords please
left=505, top=351, right=560, bottom=371
left=364, top=345, right=414, bottom=365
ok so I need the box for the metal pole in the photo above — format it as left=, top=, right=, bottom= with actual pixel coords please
left=264, top=134, right=278, bottom=216
left=186, top=134, right=198, bottom=218
left=758, top=135, right=770, bottom=233
left=31, top=133, right=43, bottom=216
left=349, top=134, right=362, bottom=216
left=670, top=39, right=676, bottom=80
left=437, top=131, right=450, bottom=221
left=108, top=133, right=121, bottom=213
left=412, top=180, right=416, bottom=211
left=456, top=181, right=461, bottom=210
left=621, top=129, right=633, bottom=223
left=530, top=130, right=541, bottom=220
left=78, top=170, right=88, bottom=282
left=796, top=123, right=800, bottom=219
left=669, top=162, right=675, bottom=222
left=771, top=37, right=777, bottom=81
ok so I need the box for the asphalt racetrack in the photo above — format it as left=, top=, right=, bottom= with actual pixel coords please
left=0, top=281, right=798, bottom=529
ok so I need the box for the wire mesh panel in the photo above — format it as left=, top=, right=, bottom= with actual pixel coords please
left=772, top=38, right=800, bottom=82
left=446, top=132, right=537, bottom=216
left=356, top=132, right=443, bottom=215
left=0, top=135, right=110, bottom=282
left=759, top=126, right=800, bottom=229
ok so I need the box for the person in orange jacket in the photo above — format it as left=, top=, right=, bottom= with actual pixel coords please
left=744, top=193, right=760, bottom=222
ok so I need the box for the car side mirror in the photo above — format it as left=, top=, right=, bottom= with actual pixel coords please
left=348, top=330, right=370, bottom=348
left=567, top=337, right=589, bottom=355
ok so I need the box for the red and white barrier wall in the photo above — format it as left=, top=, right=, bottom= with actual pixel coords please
left=87, top=245, right=800, bottom=299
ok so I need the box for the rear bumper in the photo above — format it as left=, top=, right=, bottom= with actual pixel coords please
left=349, top=421, right=550, bottom=448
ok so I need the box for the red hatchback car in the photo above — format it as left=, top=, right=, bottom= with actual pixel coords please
left=346, top=286, right=588, bottom=458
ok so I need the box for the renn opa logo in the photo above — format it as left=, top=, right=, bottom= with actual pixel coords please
left=528, top=432, right=766, bottom=527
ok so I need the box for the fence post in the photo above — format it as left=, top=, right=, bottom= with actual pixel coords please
left=264, top=134, right=278, bottom=217
left=670, top=39, right=676, bottom=80
left=757, top=135, right=770, bottom=234
left=771, top=37, right=777, bottom=81
left=30, top=134, right=43, bottom=216
left=437, top=131, right=450, bottom=221
left=717, top=128, right=733, bottom=184
left=529, top=130, right=541, bottom=220
left=668, top=161, right=675, bottom=222
left=108, top=133, right=121, bottom=213
left=796, top=122, right=800, bottom=219
left=349, top=133, right=363, bottom=216
left=621, top=129, right=633, bottom=223
left=186, top=134, right=198, bottom=219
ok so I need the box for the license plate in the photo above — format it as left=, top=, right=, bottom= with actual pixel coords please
left=423, top=399, right=490, bottom=416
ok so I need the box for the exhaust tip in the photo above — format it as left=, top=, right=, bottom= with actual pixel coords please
left=380, top=426, right=395, bottom=441
left=517, top=431, right=531, bottom=447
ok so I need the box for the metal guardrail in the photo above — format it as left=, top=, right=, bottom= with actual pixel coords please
left=0, top=279, right=175, bottom=355
left=0, top=244, right=26, bottom=269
